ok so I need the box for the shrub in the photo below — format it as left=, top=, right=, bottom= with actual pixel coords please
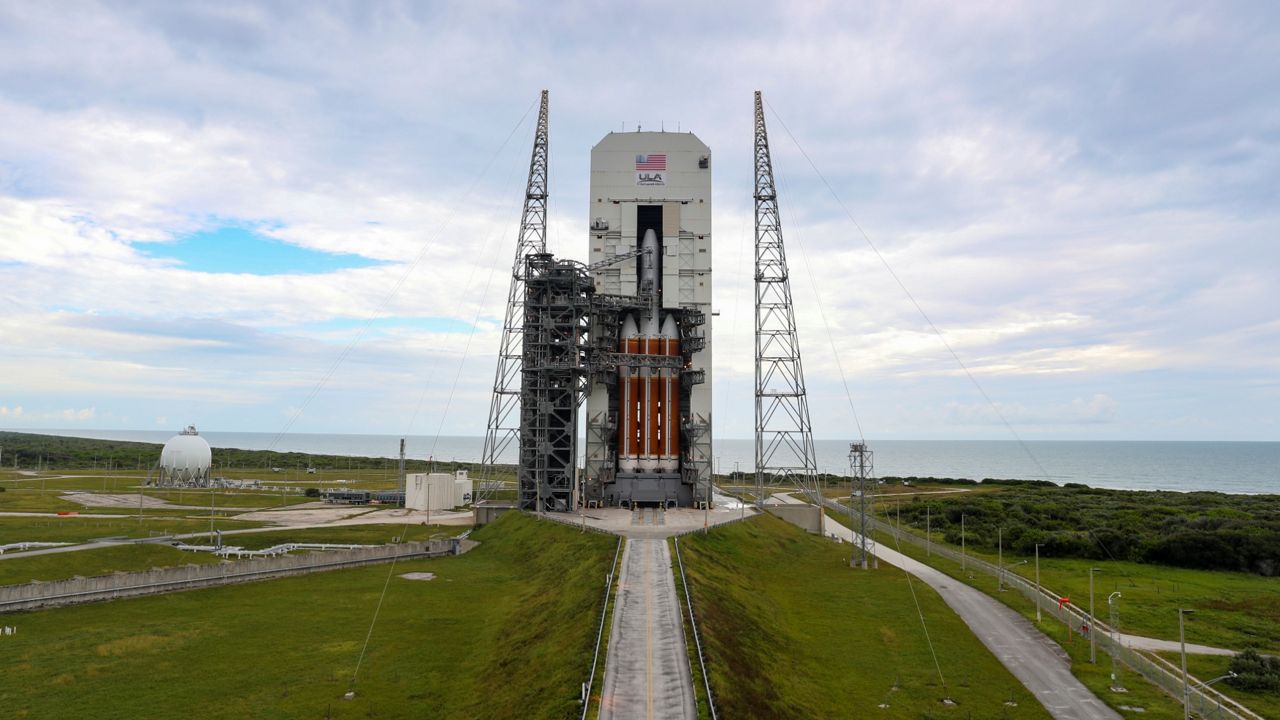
left=1226, top=649, right=1280, bottom=693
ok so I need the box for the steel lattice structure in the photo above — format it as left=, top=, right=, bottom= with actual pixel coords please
left=850, top=442, right=878, bottom=569
left=753, top=90, right=821, bottom=504
left=517, top=253, right=592, bottom=512
left=477, top=90, right=550, bottom=502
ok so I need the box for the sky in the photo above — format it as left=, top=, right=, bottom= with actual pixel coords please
left=1, top=1, right=1277, bottom=442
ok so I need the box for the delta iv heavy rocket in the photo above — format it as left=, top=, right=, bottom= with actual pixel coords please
left=583, top=131, right=712, bottom=509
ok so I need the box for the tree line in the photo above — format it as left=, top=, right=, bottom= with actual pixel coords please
left=888, top=481, right=1280, bottom=576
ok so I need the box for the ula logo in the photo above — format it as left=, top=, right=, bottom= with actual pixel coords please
left=635, top=154, right=667, bottom=186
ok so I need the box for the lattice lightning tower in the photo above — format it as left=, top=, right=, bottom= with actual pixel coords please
left=850, top=442, right=878, bottom=569
left=477, top=90, right=549, bottom=502
left=753, top=90, right=821, bottom=505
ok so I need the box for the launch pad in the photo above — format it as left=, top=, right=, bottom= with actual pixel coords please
left=482, top=91, right=819, bottom=515
left=494, top=129, right=713, bottom=512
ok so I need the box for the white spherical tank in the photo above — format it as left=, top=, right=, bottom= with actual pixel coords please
left=159, top=426, right=212, bottom=484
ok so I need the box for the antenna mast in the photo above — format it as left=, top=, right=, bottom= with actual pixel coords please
left=477, top=90, right=550, bottom=503
left=753, top=91, right=822, bottom=510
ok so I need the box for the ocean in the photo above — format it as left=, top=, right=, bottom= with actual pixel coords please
left=19, top=429, right=1279, bottom=495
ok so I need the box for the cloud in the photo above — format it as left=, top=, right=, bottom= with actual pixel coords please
left=58, top=407, right=95, bottom=421
left=944, top=394, right=1120, bottom=426
left=0, top=2, right=1277, bottom=440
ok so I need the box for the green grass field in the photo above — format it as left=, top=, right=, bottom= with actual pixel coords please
left=676, top=514, right=1052, bottom=719
left=859, top=521, right=1234, bottom=719
left=1154, top=651, right=1280, bottom=719
left=867, top=513, right=1280, bottom=654
left=0, top=512, right=614, bottom=720
left=223, top=523, right=470, bottom=549
left=0, top=524, right=472, bottom=585
left=0, top=544, right=225, bottom=586
left=0, top=515, right=266, bottom=544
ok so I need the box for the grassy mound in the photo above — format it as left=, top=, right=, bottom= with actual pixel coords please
left=676, top=514, right=1052, bottom=719
left=0, top=512, right=614, bottom=719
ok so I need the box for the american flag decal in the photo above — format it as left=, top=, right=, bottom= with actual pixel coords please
left=636, top=154, right=667, bottom=171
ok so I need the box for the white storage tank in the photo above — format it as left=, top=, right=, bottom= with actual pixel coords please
left=158, top=425, right=212, bottom=486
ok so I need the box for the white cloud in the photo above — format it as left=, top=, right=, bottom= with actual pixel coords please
left=0, top=2, right=1276, bottom=440
left=944, top=394, right=1120, bottom=426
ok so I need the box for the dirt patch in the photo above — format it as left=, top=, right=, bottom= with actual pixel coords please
left=400, top=572, right=436, bottom=581
left=63, top=493, right=210, bottom=510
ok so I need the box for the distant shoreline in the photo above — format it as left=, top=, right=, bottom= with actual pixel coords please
left=3, top=429, right=1276, bottom=496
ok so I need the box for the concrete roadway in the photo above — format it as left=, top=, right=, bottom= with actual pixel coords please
left=821, top=511, right=1121, bottom=720
left=599, top=537, right=697, bottom=720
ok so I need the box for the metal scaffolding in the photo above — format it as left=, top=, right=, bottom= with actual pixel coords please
left=478, top=90, right=549, bottom=503
left=752, top=90, right=821, bottom=505
left=518, top=253, right=592, bottom=512
left=849, top=442, right=878, bottom=569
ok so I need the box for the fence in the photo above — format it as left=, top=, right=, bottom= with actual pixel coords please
left=673, top=535, right=718, bottom=720
left=0, top=538, right=466, bottom=613
left=580, top=536, right=623, bottom=720
left=819, top=498, right=1261, bottom=720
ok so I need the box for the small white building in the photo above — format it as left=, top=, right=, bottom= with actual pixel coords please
left=405, top=470, right=471, bottom=511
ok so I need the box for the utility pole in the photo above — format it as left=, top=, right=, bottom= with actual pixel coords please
left=926, top=505, right=931, bottom=557
left=398, top=438, right=406, bottom=506
left=478, top=89, right=550, bottom=505
left=1090, top=567, right=1100, bottom=663
left=998, top=527, right=1004, bottom=590
left=752, top=90, right=821, bottom=515
left=1108, top=592, right=1123, bottom=691
left=961, top=514, right=966, bottom=571
left=1180, top=608, right=1194, bottom=720
left=1035, top=543, right=1045, bottom=622
left=704, top=479, right=710, bottom=533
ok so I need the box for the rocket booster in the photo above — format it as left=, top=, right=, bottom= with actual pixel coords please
left=616, top=229, right=681, bottom=476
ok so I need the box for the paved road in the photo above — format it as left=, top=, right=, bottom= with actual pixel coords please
left=823, top=512, right=1121, bottom=720
left=1119, top=634, right=1235, bottom=656
left=599, top=538, right=696, bottom=720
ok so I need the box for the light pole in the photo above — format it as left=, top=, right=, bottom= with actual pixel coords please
left=997, top=527, right=1003, bottom=590
left=1089, top=567, right=1101, bottom=664
left=1004, top=560, right=1027, bottom=592
left=1190, top=672, right=1238, bottom=717
left=1107, top=591, right=1122, bottom=691
left=1034, top=543, right=1045, bottom=622
left=1179, top=608, right=1195, bottom=720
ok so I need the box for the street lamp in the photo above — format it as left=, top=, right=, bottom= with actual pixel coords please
left=1190, top=672, right=1238, bottom=717
left=1034, top=543, right=1046, bottom=622
left=1179, top=608, right=1196, bottom=720
left=1107, top=591, right=1122, bottom=691
left=1003, top=559, right=1027, bottom=592
left=1089, top=567, right=1102, bottom=664
left=997, top=527, right=1003, bottom=589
